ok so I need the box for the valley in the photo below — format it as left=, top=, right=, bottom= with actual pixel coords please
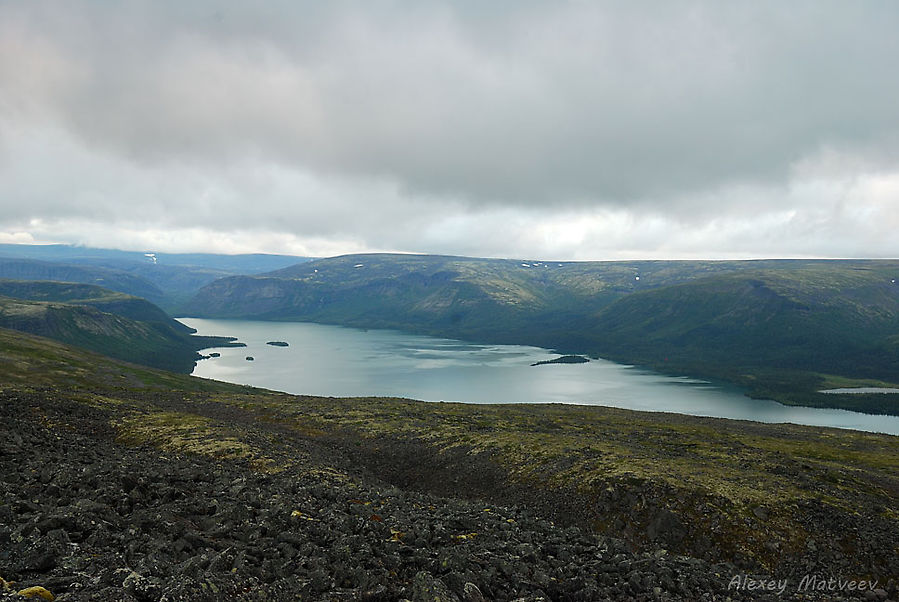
left=5, top=5, right=897, bottom=599
left=0, top=246, right=896, bottom=599
left=184, top=254, right=899, bottom=415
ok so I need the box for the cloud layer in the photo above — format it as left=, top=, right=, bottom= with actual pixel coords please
left=1, top=1, right=898, bottom=258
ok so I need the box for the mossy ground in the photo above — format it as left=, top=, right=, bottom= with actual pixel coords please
left=2, top=326, right=897, bottom=578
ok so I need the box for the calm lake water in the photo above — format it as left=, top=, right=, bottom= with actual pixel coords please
left=181, top=318, right=899, bottom=436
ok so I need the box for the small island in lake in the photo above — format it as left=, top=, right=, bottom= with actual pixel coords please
left=267, top=341, right=289, bottom=347
left=531, top=355, right=590, bottom=367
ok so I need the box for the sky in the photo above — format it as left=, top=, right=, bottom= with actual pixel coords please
left=1, top=1, right=898, bottom=260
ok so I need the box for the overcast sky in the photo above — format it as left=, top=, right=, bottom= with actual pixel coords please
left=1, top=1, right=898, bottom=259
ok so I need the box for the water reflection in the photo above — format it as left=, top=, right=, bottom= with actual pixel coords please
left=181, top=318, right=899, bottom=436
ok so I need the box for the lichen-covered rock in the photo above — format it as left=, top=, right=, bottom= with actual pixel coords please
left=16, top=586, right=55, bottom=601
left=0, top=388, right=894, bottom=602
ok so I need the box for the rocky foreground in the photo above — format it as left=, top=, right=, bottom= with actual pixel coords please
left=0, top=329, right=896, bottom=601
left=0, top=388, right=894, bottom=602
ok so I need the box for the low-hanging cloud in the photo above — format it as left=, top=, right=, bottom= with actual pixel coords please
left=1, top=1, right=898, bottom=258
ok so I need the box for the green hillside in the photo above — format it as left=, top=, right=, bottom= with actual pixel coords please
left=590, top=265, right=899, bottom=413
left=0, top=279, right=184, bottom=329
left=184, top=253, right=784, bottom=342
left=0, top=285, right=242, bottom=373
left=592, top=266, right=899, bottom=369
left=185, top=254, right=899, bottom=413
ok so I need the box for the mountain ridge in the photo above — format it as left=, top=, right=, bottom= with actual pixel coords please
left=0, top=257, right=164, bottom=302
left=185, top=254, right=899, bottom=414
left=0, top=244, right=311, bottom=311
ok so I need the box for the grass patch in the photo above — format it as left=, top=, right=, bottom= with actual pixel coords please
left=116, top=410, right=278, bottom=472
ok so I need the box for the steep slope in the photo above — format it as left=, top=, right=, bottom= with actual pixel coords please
left=72, top=261, right=239, bottom=310
left=593, top=268, right=899, bottom=366
left=590, top=265, right=899, bottom=411
left=0, top=279, right=185, bottom=330
left=0, top=295, right=240, bottom=373
left=190, top=254, right=877, bottom=326
left=0, top=327, right=248, bottom=391
left=184, top=254, right=793, bottom=345
left=184, top=254, right=587, bottom=343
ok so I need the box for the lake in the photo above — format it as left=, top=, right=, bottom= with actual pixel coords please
left=181, top=318, right=899, bottom=436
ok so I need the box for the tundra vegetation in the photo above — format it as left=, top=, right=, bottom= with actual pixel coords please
left=0, top=327, right=895, bottom=599
left=0, top=250, right=897, bottom=598
left=0, top=281, right=241, bottom=373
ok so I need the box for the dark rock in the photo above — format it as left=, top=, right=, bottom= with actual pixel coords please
left=411, top=571, right=460, bottom=602
left=122, top=570, right=160, bottom=601
left=462, top=582, right=486, bottom=602
left=2, top=388, right=893, bottom=602
left=530, top=355, right=589, bottom=367
left=647, top=509, right=687, bottom=545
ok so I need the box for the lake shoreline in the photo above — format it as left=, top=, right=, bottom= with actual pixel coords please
left=179, top=317, right=899, bottom=435
left=820, top=387, right=899, bottom=394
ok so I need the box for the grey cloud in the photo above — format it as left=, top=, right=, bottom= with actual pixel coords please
left=1, top=1, right=898, bottom=259
left=3, top=1, right=899, bottom=208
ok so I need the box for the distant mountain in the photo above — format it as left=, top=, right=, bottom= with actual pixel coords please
left=185, top=254, right=620, bottom=346
left=186, top=253, right=871, bottom=338
left=0, top=281, right=242, bottom=372
left=0, top=258, right=164, bottom=302
left=185, top=254, right=899, bottom=413
left=0, top=244, right=310, bottom=310
left=185, top=253, right=776, bottom=339
left=0, top=243, right=309, bottom=273
left=591, top=266, right=899, bottom=371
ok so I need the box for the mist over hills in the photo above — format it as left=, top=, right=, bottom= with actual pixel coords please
left=0, top=243, right=308, bottom=273
left=0, top=245, right=309, bottom=310
left=0, top=257, right=166, bottom=303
